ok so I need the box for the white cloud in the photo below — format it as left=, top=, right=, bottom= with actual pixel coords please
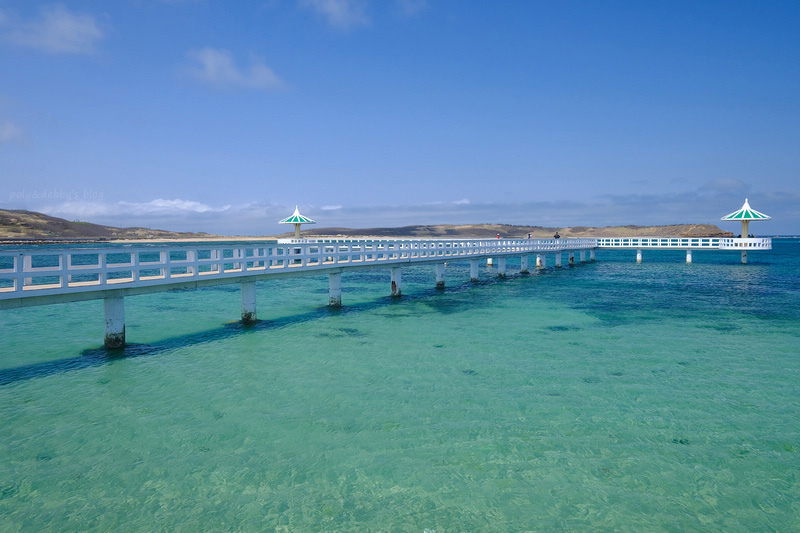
left=397, top=0, right=428, bottom=17
left=118, top=198, right=232, bottom=214
left=3, top=4, right=104, bottom=55
left=186, top=48, right=284, bottom=90
left=41, top=198, right=231, bottom=220
left=698, top=177, right=749, bottom=195
left=321, top=204, right=342, bottom=210
left=453, top=198, right=470, bottom=205
left=0, top=120, right=22, bottom=143
left=299, top=0, right=369, bottom=29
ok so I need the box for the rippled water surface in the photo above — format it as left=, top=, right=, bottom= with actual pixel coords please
left=2, top=241, right=799, bottom=530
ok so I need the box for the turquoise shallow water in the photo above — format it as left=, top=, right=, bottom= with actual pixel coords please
left=1, top=241, right=799, bottom=530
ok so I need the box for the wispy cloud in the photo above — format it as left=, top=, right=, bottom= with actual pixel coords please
left=299, top=0, right=369, bottom=29
left=2, top=4, right=104, bottom=55
left=117, top=198, right=232, bottom=214
left=0, top=120, right=22, bottom=143
left=397, top=0, right=428, bottom=17
left=186, top=48, right=285, bottom=90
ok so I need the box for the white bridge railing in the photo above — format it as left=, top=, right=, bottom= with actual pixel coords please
left=0, top=238, right=597, bottom=302
left=597, top=237, right=772, bottom=250
left=718, top=237, right=773, bottom=250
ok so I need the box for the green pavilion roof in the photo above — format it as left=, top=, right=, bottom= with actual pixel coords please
left=721, top=198, right=771, bottom=221
left=279, top=206, right=316, bottom=225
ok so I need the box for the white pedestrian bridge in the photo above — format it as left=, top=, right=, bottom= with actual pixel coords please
left=0, top=236, right=770, bottom=347
left=597, top=236, right=772, bottom=263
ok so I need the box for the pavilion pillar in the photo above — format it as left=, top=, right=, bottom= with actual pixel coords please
left=329, top=272, right=342, bottom=307
left=487, top=257, right=493, bottom=266
left=569, top=251, right=575, bottom=265
left=636, top=249, right=643, bottom=263
left=520, top=255, right=529, bottom=274
left=580, top=250, right=586, bottom=263
left=390, top=267, right=402, bottom=297
left=435, top=263, right=446, bottom=289
left=497, top=257, right=507, bottom=278
left=686, top=249, right=693, bottom=264
left=590, top=249, right=595, bottom=262
left=536, top=254, right=544, bottom=269
left=470, top=259, right=480, bottom=282
left=241, top=281, right=257, bottom=323
left=103, top=296, right=125, bottom=349
left=555, top=252, right=562, bottom=268
left=741, top=219, right=749, bottom=264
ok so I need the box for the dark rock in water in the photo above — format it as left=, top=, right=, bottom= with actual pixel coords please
left=548, top=325, right=580, bottom=332
left=672, top=438, right=690, bottom=445
left=462, top=369, right=477, bottom=375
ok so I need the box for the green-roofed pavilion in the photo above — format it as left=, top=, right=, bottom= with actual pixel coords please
left=279, top=206, right=316, bottom=239
left=721, top=198, right=770, bottom=238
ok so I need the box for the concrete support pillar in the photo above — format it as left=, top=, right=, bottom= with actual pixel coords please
left=555, top=252, right=562, bottom=268
left=470, top=259, right=480, bottom=282
left=390, top=267, right=402, bottom=297
left=497, top=257, right=507, bottom=277
left=329, top=272, right=342, bottom=307
left=636, top=249, right=643, bottom=263
left=103, top=296, right=125, bottom=349
left=520, top=255, right=529, bottom=274
left=686, top=249, right=693, bottom=264
left=487, top=257, right=493, bottom=266
left=536, top=254, right=544, bottom=269
left=580, top=250, right=586, bottom=263
left=741, top=250, right=748, bottom=264
left=241, top=281, right=257, bottom=323
left=569, top=251, right=575, bottom=265
left=435, top=263, right=446, bottom=289
left=590, top=249, right=596, bottom=262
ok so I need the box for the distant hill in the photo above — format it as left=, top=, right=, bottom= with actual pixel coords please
left=1, top=209, right=734, bottom=242
left=281, top=223, right=734, bottom=239
left=0, top=209, right=218, bottom=242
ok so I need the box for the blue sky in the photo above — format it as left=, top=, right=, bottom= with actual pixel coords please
left=1, top=1, right=798, bottom=235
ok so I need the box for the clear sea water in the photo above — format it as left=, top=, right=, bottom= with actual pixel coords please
left=1, top=240, right=799, bottom=531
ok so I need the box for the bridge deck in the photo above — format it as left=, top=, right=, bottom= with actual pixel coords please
left=1, top=238, right=596, bottom=308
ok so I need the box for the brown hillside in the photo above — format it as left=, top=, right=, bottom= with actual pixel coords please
left=0, top=209, right=217, bottom=241
left=284, top=223, right=734, bottom=239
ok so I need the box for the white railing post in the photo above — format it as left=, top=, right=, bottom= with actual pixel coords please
left=60, top=252, right=69, bottom=288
